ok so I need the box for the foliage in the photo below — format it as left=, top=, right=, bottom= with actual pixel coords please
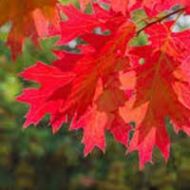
left=11, top=0, right=190, bottom=168
left=1, top=0, right=190, bottom=189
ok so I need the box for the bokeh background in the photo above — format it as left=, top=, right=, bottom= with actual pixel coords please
left=1, top=1, right=190, bottom=190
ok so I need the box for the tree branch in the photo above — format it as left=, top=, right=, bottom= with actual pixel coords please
left=136, top=7, right=185, bottom=35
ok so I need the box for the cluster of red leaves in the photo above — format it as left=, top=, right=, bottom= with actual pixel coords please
left=0, top=0, right=59, bottom=59
left=14, top=0, right=190, bottom=168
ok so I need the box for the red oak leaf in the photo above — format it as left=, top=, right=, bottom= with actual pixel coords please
left=0, top=0, right=59, bottom=59
left=50, top=4, right=126, bottom=45
left=18, top=3, right=135, bottom=155
left=120, top=22, right=190, bottom=168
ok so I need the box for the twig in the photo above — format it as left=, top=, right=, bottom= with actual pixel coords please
left=136, top=7, right=185, bottom=35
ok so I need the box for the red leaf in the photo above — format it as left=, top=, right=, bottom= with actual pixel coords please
left=120, top=22, right=190, bottom=168
left=18, top=4, right=135, bottom=155
left=50, top=4, right=125, bottom=45
left=18, top=1, right=190, bottom=168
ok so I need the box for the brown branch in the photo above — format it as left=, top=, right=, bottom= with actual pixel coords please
left=136, top=7, right=185, bottom=35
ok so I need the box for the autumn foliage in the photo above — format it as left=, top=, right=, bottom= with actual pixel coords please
left=1, top=0, right=190, bottom=168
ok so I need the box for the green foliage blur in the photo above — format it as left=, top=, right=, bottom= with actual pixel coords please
left=1, top=1, right=190, bottom=190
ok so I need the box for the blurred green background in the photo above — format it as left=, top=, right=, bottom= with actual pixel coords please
left=1, top=1, right=190, bottom=190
